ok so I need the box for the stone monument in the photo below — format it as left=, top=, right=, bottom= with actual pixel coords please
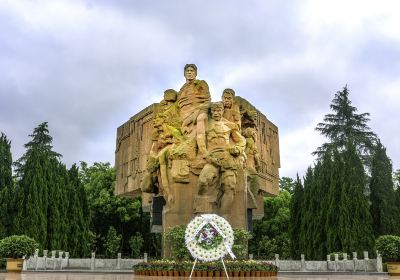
left=115, top=64, right=280, bottom=255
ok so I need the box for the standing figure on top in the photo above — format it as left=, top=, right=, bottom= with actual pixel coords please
left=177, top=64, right=211, bottom=159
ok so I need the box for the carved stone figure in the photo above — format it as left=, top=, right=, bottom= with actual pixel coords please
left=141, top=89, right=182, bottom=205
left=222, top=88, right=241, bottom=130
left=178, top=64, right=210, bottom=142
left=243, top=127, right=260, bottom=209
left=195, top=102, right=246, bottom=216
left=151, top=89, right=181, bottom=154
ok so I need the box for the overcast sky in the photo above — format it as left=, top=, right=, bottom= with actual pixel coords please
left=1, top=0, right=399, bottom=179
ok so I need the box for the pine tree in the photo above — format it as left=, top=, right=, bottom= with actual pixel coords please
left=0, top=133, right=13, bottom=238
left=14, top=122, right=61, bottom=248
left=369, top=141, right=398, bottom=236
left=289, top=174, right=304, bottom=259
left=314, top=86, right=376, bottom=165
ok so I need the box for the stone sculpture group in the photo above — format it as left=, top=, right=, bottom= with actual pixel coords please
left=140, top=64, right=261, bottom=217
left=115, top=64, right=280, bottom=255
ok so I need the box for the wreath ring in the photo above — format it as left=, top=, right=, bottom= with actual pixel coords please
left=185, top=214, right=235, bottom=262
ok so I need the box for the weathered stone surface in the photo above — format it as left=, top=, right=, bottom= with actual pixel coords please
left=115, top=64, right=280, bottom=255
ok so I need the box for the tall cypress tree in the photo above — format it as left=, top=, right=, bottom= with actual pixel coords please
left=289, top=174, right=304, bottom=259
left=14, top=122, right=61, bottom=248
left=312, top=151, right=333, bottom=259
left=47, top=160, right=69, bottom=250
left=395, top=170, right=400, bottom=234
left=305, top=161, right=323, bottom=259
left=299, top=167, right=313, bottom=258
left=325, top=147, right=345, bottom=254
left=369, top=141, right=398, bottom=236
left=313, top=86, right=376, bottom=165
left=0, top=133, right=13, bottom=238
left=67, top=164, right=91, bottom=257
left=340, top=142, right=374, bottom=253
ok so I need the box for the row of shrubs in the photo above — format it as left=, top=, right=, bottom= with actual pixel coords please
left=133, top=259, right=278, bottom=274
left=0, top=233, right=398, bottom=263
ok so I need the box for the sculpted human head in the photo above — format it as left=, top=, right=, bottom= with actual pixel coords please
left=184, top=64, right=197, bottom=82
left=210, top=102, right=224, bottom=121
left=222, top=88, right=235, bottom=109
left=164, top=89, right=178, bottom=102
left=243, top=127, right=257, bottom=140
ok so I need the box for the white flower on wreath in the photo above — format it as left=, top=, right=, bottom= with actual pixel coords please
left=185, top=214, right=234, bottom=262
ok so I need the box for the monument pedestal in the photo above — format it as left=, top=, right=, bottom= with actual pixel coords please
left=161, top=170, right=248, bottom=257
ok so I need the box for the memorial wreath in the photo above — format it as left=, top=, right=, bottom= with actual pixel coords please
left=185, top=214, right=235, bottom=262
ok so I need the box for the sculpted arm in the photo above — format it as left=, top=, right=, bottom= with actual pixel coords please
left=230, top=127, right=246, bottom=156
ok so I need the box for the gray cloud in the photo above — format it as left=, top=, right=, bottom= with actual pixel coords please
left=0, top=0, right=399, bottom=178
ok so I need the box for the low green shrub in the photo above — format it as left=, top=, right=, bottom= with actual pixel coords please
left=375, top=235, right=400, bottom=262
left=0, top=235, right=38, bottom=259
left=164, top=225, right=192, bottom=261
left=232, top=228, right=251, bottom=259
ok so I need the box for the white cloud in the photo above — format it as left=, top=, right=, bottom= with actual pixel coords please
left=0, top=0, right=399, bottom=177
left=279, top=116, right=325, bottom=178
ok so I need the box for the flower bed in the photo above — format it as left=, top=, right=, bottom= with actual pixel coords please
left=133, top=260, right=278, bottom=277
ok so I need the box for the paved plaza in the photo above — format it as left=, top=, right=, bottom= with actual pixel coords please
left=0, top=272, right=398, bottom=280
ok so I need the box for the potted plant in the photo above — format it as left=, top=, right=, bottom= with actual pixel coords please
left=376, top=235, right=400, bottom=276
left=0, top=235, right=38, bottom=272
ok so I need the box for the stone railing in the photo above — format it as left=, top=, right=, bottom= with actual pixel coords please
left=23, top=249, right=145, bottom=271
left=259, top=251, right=383, bottom=272
left=24, top=249, right=383, bottom=273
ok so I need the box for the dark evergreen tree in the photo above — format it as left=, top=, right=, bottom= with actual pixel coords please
left=369, top=141, right=398, bottom=236
left=14, top=122, right=61, bottom=248
left=396, top=171, right=400, bottom=234
left=67, top=164, right=91, bottom=257
left=325, top=148, right=345, bottom=254
left=313, top=86, right=376, bottom=165
left=47, top=160, right=69, bottom=250
left=298, top=167, right=313, bottom=258
left=305, top=161, right=322, bottom=259
left=0, top=133, right=13, bottom=238
left=289, top=174, right=304, bottom=259
left=340, top=142, right=374, bottom=253
left=311, top=151, right=333, bottom=259
left=301, top=155, right=331, bottom=260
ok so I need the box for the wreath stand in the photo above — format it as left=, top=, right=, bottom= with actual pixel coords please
left=189, top=257, right=229, bottom=279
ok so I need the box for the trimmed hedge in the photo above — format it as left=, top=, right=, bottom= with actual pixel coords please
left=0, top=235, right=38, bottom=259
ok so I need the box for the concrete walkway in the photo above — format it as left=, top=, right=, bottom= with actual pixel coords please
left=0, top=272, right=398, bottom=280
